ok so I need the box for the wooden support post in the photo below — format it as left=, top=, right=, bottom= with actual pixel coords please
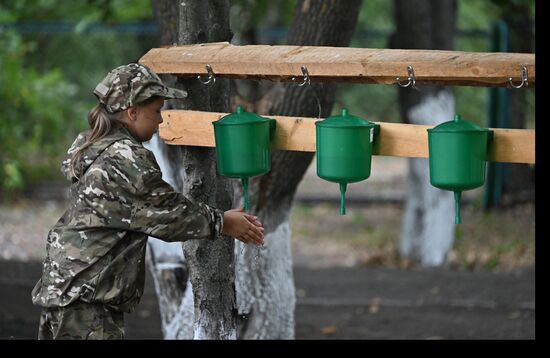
left=139, top=42, right=535, bottom=87
left=159, top=110, right=535, bottom=164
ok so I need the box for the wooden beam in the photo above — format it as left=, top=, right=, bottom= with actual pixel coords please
left=159, top=110, right=535, bottom=164
left=139, top=42, right=535, bottom=87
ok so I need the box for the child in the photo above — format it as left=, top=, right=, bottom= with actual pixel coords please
left=31, top=63, right=265, bottom=339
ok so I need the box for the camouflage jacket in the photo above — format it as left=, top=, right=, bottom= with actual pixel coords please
left=32, top=125, right=224, bottom=313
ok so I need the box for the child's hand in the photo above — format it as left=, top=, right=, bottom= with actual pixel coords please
left=222, top=207, right=265, bottom=246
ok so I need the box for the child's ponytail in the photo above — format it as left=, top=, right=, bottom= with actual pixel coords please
left=69, top=104, right=121, bottom=179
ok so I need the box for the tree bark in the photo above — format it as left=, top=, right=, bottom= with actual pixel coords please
left=235, top=0, right=362, bottom=339
left=149, top=0, right=237, bottom=340
left=393, top=0, right=457, bottom=267
left=145, top=0, right=194, bottom=340
left=151, top=0, right=180, bottom=46
left=177, top=0, right=236, bottom=340
left=144, top=133, right=194, bottom=339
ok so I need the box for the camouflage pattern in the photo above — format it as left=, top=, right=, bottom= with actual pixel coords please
left=38, top=301, right=124, bottom=340
left=93, top=63, right=188, bottom=113
left=32, top=125, right=224, bottom=319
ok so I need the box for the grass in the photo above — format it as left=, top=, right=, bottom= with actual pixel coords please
left=290, top=201, right=535, bottom=272
left=1, top=198, right=535, bottom=272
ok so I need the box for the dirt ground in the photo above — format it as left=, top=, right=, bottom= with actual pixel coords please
left=0, top=259, right=535, bottom=340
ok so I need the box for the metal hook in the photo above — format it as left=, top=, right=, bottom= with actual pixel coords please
left=197, top=64, right=216, bottom=85
left=291, top=65, right=311, bottom=87
left=396, top=65, right=416, bottom=88
left=508, top=66, right=528, bottom=89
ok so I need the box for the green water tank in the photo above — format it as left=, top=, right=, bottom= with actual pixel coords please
left=213, top=105, right=276, bottom=211
left=427, top=114, right=493, bottom=224
left=316, top=108, right=379, bottom=215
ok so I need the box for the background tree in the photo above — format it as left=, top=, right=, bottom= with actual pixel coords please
left=232, top=0, right=362, bottom=339
left=393, top=0, right=458, bottom=267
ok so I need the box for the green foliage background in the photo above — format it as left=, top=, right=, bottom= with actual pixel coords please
left=0, top=0, right=153, bottom=195
left=0, top=0, right=535, bottom=196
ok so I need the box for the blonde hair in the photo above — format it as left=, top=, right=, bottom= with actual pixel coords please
left=69, top=104, right=122, bottom=179
left=69, top=96, right=163, bottom=179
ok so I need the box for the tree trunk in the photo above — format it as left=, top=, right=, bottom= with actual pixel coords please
left=149, top=0, right=237, bottom=340
left=229, top=1, right=286, bottom=108
left=235, top=0, right=362, bottom=339
left=393, top=0, right=457, bottom=267
left=144, top=133, right=194, bottom=339
left=145, top=0, right=193, bottom=340
left=148, top=0, right=361, bottom=339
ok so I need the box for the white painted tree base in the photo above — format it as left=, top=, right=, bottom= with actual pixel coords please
left=236, top=221, right=296, bottom=339
left=144, top=134, right=195, bottom=339
left=400, top=91, right=456, bottom=267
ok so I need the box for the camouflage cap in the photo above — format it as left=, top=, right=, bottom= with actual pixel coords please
left=93, top=63, right=188, bottom=113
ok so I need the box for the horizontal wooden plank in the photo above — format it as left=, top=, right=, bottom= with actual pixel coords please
left=139, top=42, right=535, bottom=87
left=159, top=110, right=535, bottom=164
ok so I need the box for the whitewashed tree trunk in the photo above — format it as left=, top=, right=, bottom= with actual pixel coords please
left=235, top=219, right=296, bottom=339
left=233, top=0, right=362, bottom=339
left=399, top=91, right=456, bottom=267
left=147, top=0, right=197, bottom=339
left=150, top=0, right=237, bottom=340
left=394, top=0, right=457, bottom=267
left=144, top=134, right=194, bottom=339
left=145, top=239, right=194, bottom=339
left=174, top=0, right=239, bottom=340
